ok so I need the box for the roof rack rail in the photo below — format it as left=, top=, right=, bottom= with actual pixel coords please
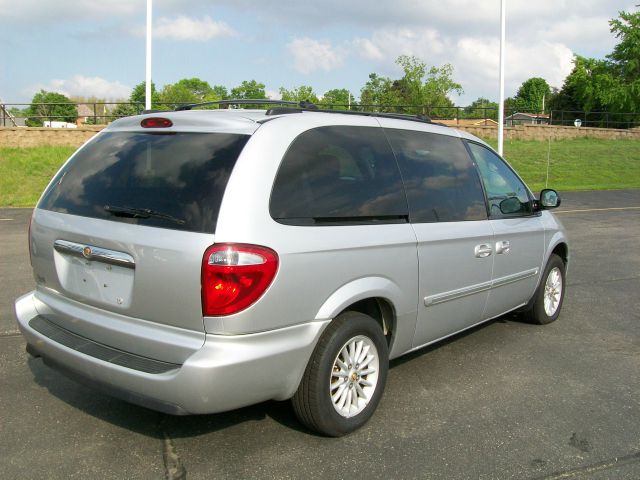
left=264, top=106, right=440, bottom=126
left=174, top=99, right=445, bottom=127
left=175, top=99, right=319, bottom=111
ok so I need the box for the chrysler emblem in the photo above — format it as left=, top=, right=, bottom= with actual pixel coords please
left=82, top=246, right=92, bottom=259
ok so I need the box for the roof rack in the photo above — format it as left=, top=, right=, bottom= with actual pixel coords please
left=175, top=99, right=318, bottom=111
left=265, top=106, right=439, bottom=126
left=175, top=98, right=443, bottom=126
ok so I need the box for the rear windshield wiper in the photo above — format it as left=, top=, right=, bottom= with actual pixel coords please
left=104, top=205, right=186, bottom=225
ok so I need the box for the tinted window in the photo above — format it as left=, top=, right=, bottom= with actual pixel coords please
left=39, top=131, right=249, bottom=233
left=466, top=142, right=533, bottom=218
left=384, top=129, right=487, bottom=223
left=270, top=126, right=408, bottom=225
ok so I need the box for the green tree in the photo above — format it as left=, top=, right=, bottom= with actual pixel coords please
left=110, top=81, right=159, bottom=119
left=130, top=81, right=160, bottom=109
left=606, top=10, right=640, bottom=112
left=110, top=102, right=139, bottom=119
left=359, top=56, right=462, bottom=115
left=608, top=11, right=640, bottom=83
left=464, top=97, right=498, bottom=119
left=229, top=80, right=267, bottom=108
left=551, top=55, right=626, bottom=119
left=159, top=78, right=219, bottom=108
left=230, top=80, right=267, bottom=100
left=320, top=89, right=356, bottom=109
left=130, top=81, right=157, bottom=105
left=551, top=10, right=640, bottom=117
left=359, top=73, right=397, bottom=111
left=278, top=85, right=319, bottom=104
left=26, top=90, right=77, bottom=126
left=512, top=77, right=552, bottom=113
left=211, top=85, right=229, bottom=100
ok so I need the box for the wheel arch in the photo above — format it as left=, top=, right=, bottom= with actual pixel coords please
left=551, top=241, right=569, bottom=265
left=314, top=277, right=401, bottom=348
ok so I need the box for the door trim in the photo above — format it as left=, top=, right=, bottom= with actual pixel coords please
left=424, top=280, right=492, bottom=307
left=492, top=267, right=539, bottom=289
left=424, top=267, right=539, bottom=307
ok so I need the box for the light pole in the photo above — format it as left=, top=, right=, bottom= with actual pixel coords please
left=145, top=0, right=153, bottom=111
left=498, top=0, right=506, bottom=156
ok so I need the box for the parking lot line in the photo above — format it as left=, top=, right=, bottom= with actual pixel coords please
left=556, top=206, right=640, bottom=214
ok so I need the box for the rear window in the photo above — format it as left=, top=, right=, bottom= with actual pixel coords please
left=39, top=131, right=249, bottom=233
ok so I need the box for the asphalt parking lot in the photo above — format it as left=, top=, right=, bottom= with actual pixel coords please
left=1, top=189, right=639, bottom=479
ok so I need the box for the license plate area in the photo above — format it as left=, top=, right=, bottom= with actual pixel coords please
left=53, top=241, right=135, bottom=309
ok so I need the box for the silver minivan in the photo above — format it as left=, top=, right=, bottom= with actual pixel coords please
left=15, top=101, right=568, bottom=436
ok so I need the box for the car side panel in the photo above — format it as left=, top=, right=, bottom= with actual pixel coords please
left=411, top=221, right=494, bottom=347
left=483, top=217, right=545, bottom=319
left=211, top=115, right=419, bottom=347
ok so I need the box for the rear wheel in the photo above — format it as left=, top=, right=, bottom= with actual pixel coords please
left=522, top=253, right=566, bottom=325
left=292, top=311, right=388, bottom=437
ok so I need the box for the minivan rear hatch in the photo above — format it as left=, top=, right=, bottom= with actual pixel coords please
left=32, top=127, right=250, bottom=333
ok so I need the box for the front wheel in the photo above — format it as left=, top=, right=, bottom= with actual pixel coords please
left=522, top=253, right=566, bottom=325
left=292, top=311, right=389, bottom=437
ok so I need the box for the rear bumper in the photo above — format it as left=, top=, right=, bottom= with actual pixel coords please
left=15, top=291, right=329, bottom=414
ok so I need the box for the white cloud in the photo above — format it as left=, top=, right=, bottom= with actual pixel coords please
left=0, top=0, right=137, bottom=23
left=507, top=42, right=575, bottom=91
left=351, top=24, right=575, bottom=103
left=24, top=76, right=131, bottom=100
left=152, top=16, right=237, bottom=41
left=353, top=28, right=444, bottom=65
left=287, top=38, right=346, bottom=74
left=265, top=89, right=282, bottom=100
left=352, top=38, right=384, bottom=61
left=451, top=37, right=574, bottom=103
left=545, top=15, right=617, bottom=54
left=2, top=0, right=631, bottom=105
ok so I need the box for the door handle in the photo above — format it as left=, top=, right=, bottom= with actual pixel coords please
left=474, top=244, right=493, bottom=258
left=496, top=240, right=511, bottom=254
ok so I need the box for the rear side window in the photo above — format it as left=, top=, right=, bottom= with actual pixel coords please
left=384, top=129, right=487, bottom=223
left=39, top=131, right=249, bottom=233
left=270, top=126, right=408, bottom=225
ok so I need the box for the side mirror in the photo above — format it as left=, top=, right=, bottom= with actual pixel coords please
left=539, top=189, right=561, bottom=209
left=499, top=197, right=522, bottom=215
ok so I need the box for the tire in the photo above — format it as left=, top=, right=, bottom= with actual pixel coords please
left=522, top=253, right=566, bottom=325
left=292, top=311, right=389, bottom=437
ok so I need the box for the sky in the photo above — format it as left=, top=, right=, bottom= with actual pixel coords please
left=0, top=0, right=636, bottom=106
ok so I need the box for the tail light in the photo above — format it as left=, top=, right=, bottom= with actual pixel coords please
left=201, top=244, right=278, bottom=316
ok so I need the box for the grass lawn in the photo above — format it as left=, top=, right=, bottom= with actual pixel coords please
left=0, top=146, right=76, bottom=207
left=1, top=137, right=639, bottom=207
left=484, top=137, right=640, bottom=192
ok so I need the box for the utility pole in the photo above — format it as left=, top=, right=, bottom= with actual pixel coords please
left=145, top=0, right=153, bottom=111
left=498, top=0, right=506, bottom=156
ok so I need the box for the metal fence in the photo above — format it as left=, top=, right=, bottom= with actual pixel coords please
left=2, top=102, right=639, bottom=129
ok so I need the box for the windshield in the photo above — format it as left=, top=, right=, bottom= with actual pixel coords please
left=39, top=131, right=250, bottom=233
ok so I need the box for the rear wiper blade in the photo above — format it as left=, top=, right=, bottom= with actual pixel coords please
left=104, top=205, right=186, bottom=225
